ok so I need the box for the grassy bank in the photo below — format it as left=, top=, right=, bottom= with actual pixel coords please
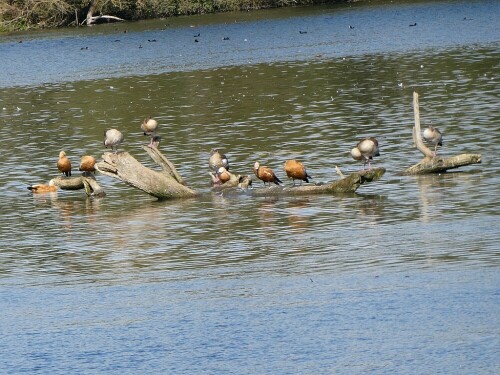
left=0, top=0, right=352, bottom=32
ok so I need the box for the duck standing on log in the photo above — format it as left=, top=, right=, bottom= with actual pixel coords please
left=57, top=151, right=72, bottom=176
left=141, top=116, right=159, bottom=148
left=216, top=167, right=231, bottom=184
left=254, top=162, right=282, bottom=186
left=422, top=125, right=443, bottom=157
left=283, top=159, right=312, bottom=185
left=209, top=148, right=229, bottom=171
left=351, top=137, right=380, bottom=170
left=104, top=129, right=124, bottom=153
left=79, top=155, right=96, bottom=175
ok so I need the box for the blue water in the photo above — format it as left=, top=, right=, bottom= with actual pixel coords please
left=1, top=0, right=499, bottom=87
left=0, top=0, right=499, bottom=373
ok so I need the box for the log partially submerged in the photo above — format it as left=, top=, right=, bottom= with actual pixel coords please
left=402, top=92, right=481, bottom=175
left=95, top=147, right=197, bottom=200
left=51, top=175, right=106, bottom=197
left=212, top=168, right=386, bottom=196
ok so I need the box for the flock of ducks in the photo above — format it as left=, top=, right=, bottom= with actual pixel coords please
left=29, top=117, right=444, bottom=193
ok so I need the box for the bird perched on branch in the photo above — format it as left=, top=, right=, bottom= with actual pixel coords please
left=104, top=128, right=124, bottom=153
left=284, top=159, right=311, bottom=185
left=141, top=116, right=159, bottom=148
left=422, top=125, right=443, bottom=157
left=79, top=155, right=96, bottom=174
left=350, top=137, right=380, bottom=170
left=209, top=148, right=229, bottom=171
left=216, top=167, right=231, bottom=184
left=57, top=151, right=72, bottom=177
left=254, top=162, right=282, bottom=186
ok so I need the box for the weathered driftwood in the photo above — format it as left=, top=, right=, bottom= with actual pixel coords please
left=95, top=147, right=197, bottom=200
left=212, top=168, right=386, bottom=196
left=83, top=0, right=125, bottom=26
left=51, top=175, right=106, bottom=197
left=402, top=92, right=481, bottom=175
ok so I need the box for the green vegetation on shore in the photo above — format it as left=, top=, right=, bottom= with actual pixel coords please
left=0, top=0, right=350, bottom=32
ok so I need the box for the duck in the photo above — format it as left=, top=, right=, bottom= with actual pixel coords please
left=351, top=137, right=380, bottom=170
left=79, top=155, right=96, bottom=174
left=216, top=167, right=231, bottom=184
left=254, top=162, right=282, bottom=186
left=284, top=159, right=312, bottom=185
left=104, top=128, right=124, bottom=153
left=209, top=148, right=229, bottom=171
left=422, top=125, right=443, bottom=156
left=57, top=151, right=72, bottom=177
left=141, top=116, right=159, bottom=148
left=28, top=179, right=58, bottom=193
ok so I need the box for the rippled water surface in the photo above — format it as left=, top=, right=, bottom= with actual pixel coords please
left=1, top=0, right=499, bottom=373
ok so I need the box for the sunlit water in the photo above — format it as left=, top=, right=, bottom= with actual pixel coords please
left=0, top=0, right=499, bottom=373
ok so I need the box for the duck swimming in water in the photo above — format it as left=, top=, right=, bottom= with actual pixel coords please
left=57, top=151, right=72, bottom=177
left=283, top=159, right=312, bottom=185
left=422, top=125, right=443, bottom=157
left=28, top=179, right=58, bottom=193
left=104, top=129, right=124, bottom=153
left=254, top=161, right=282, bottom=186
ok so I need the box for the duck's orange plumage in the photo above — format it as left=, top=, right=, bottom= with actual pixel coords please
left=284, top=159, right=311, bottom=185
left=57, top=151, right=72, bottom=177
left=28, top=180, right=58, bottom=193
left=217, top=167, right=231, bottom=184
left=254, top=161, right=282, bottom=186
left=79, top=155, right=96, bottom=173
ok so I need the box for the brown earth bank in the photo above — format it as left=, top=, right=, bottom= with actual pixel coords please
left=0, top=0, right=356, bottom=32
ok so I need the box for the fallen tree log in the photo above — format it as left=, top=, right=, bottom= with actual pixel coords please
left=402, top=92, right=481, bottom=175
left=51, top=175, right=106, bottom=197
left=95, top=147, right=197, bottom=200
left=212, top=167, right=386, bottom=196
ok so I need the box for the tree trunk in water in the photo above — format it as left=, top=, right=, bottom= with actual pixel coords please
left=51, top=174, right=106, bottom=197
left=212, top=168, right=386, bottom=196
left=95, top=147, right=197, bottom=200
left=402, top=91, right=481, bottom=175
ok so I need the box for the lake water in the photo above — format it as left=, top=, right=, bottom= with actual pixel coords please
left=0, top=0, right=499, bottom=373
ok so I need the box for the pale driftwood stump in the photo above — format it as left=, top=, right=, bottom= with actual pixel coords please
left=402, top=92, right=481, bottom=175
left=95, top=147, right=197, bottom=200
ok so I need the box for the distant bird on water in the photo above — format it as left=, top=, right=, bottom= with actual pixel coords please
left=79, top=155, right=96, bottom=174
left=104, top=128, right=124, bottom=153
left=57, top=151, right=72, bottom=177
left=254, top=162, right=282, bottom=186
left=351, top=137, right=380, bottom=170
left=141, top=116, right=159, bottom=148
left=209, top=148, right=229, bottom=171
left=283, top=159, right=312, bottom=185
left=422, top=125, right=443, bottom=156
